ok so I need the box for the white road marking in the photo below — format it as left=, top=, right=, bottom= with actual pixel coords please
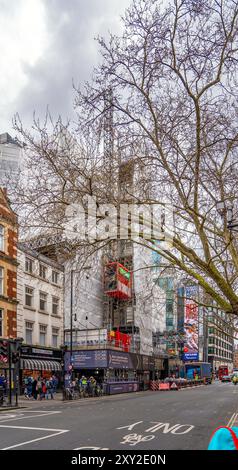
left=227, top=412, right=237, bottom=427
left=227, top=413, right=235, bottom=427
left=0, top=424, right=66, bottom=431
left=0, top=410, right=61, bottom=423
left=74, top=446, right=110, bottom=450
left=0, top=424, right=69, bottom=450
left=0, top=414, right=22, bottom=420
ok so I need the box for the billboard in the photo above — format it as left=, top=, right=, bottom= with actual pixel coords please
left=183, top=286, right=199, bottom=361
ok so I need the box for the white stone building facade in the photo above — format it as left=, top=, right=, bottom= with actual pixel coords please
left=17, top=247, right=64, bottom=349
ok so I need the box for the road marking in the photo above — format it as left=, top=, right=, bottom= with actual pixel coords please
left=0, top=410, right=61, bottom=423
left=227, top=413, right=237, bottom=427
left=74, top=446, right=110, bottom=450
left=0, top=424, right=66, bottom=431
left=0, top=424, right=69, bottom=450
left=0, top=414, right=22, bottom=420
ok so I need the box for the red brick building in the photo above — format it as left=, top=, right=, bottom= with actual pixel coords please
left=0, top=188, right=18, bottom=340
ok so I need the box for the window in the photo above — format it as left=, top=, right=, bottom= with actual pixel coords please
left=39, top=292, right=47, bottom=312
left=52, top=271, right=59, bottom=284
left=25, top=286, right=34, bottom=307
left=52, top=327, right=59, bottom=348
left=39, top=324, right=47, bottom=346
left=25, top=321, right=33, bottom=344
left=0, top=267, right=4, bottom=295
left=0, top=226, right=4, bottom=251
left=0, top=309, right=3, bottom=336
left=52, top=297, right=59, bottom=316
left=25, top=257, right=34, bottom=274
left=39, top=264, right=47, bottom=280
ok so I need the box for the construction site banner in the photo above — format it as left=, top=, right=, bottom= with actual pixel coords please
left=183, top=285, right=199, bottom=361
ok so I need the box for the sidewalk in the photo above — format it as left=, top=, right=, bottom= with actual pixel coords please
left=0, top=392, right=64, bottom=411
left=18, top=392, right=63, bottom=405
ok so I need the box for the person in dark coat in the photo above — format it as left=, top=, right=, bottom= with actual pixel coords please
left=32, top=378, right=37, bottom=400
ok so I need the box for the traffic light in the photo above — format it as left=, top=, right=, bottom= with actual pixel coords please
left=12, top=352, right=20, bottom=364
left=0, top=340, right=8, bottom=363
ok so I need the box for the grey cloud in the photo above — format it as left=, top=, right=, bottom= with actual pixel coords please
left=12, top=0, right=131, bottom=130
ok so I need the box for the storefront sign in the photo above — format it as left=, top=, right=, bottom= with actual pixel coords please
left=32, top=348, right=54, bottom=356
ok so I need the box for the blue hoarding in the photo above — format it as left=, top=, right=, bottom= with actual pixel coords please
left=71, top=350, right=108, bottom=368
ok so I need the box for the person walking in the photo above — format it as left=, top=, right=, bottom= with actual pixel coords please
left=26, top=377, right=33, bottom=399
left=46, top=378, right=54, bottom=399
left=32, top=378, right=38, bottom=400
left=90, top=376, right=97, bottom=397
left=37, top=377, right=43, bottom=400
left=41, top=379, right=47, bottom=399
left=52, top=375, right=58, bottom=395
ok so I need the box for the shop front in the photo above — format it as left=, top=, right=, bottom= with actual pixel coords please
left=20, top=346, right=62, bottom=393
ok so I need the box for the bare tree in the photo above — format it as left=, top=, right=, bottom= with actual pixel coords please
left=12, top=0, right=238, bottom=320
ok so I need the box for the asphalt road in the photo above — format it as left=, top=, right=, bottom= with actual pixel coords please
left=0, top=381, right=237, bottom=450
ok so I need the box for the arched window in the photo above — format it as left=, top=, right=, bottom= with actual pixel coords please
left=0, top=225, right=4, bottom=251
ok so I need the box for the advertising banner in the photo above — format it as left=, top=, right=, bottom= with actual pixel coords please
left=71, top=350, right=108, bottom=369
left=183, top=285, right=199, bottom=361
left=108, top=350, right=132, bottom=369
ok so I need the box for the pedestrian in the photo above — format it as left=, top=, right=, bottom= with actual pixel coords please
left=41, top=379, right=47, bottom=399
left=26, top=377, right=33, bottom=398
left=52, top=375, right=58, bottom=395
left=90, top=376, right=97, bottom=396
left=32, top=378, right=38, bottom=400
left=46, top=378, right=54, bottom=399
left=37, top=377, right=43, bottom=400
left=23, top=376, right=28, bottom=397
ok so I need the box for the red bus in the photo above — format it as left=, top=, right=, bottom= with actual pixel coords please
left=218, top=365, right=228, bottom=380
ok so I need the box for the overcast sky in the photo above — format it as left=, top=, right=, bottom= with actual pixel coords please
left=0, top=0, right=131, bottom=135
